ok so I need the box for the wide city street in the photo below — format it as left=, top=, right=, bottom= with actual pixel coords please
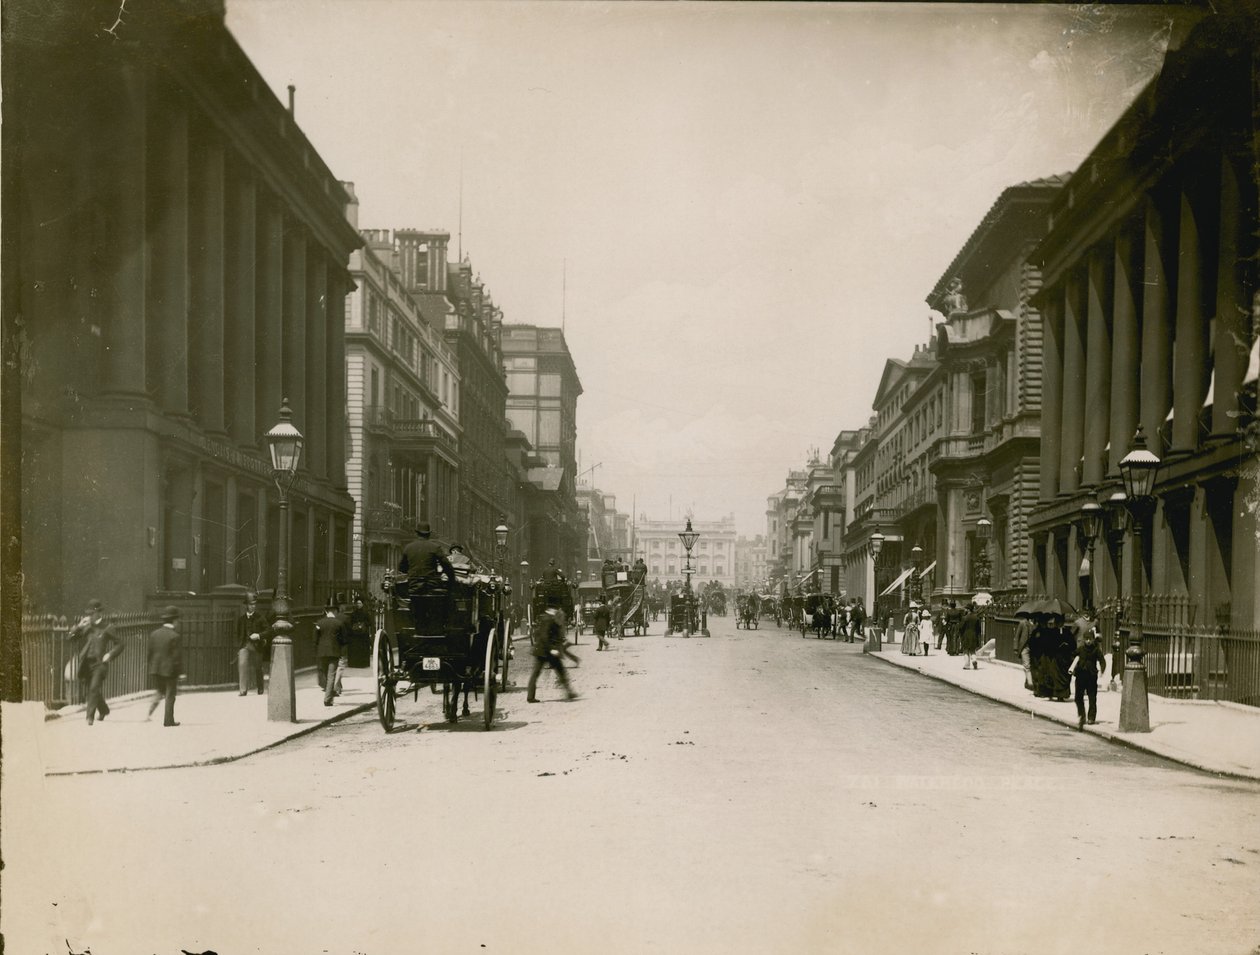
left=7, top=616, right=1260, bottom=955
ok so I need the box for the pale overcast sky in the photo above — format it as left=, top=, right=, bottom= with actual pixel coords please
left=226, top=1, right=1192, bottom=536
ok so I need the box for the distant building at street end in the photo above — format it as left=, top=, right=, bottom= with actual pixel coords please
left=633, top=515, right=737, bottom=591
left=12, top=0, right=361, bottom=612
left=734, top=535, right=769, bottom=591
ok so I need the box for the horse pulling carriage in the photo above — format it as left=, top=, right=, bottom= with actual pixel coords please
left=664, top=591, right=708, bottom=637
left=800, top=593, right=833, bottom=639
left=735, top=593, right=760, bottom=630
left=373, top=568, right=510, bottom=733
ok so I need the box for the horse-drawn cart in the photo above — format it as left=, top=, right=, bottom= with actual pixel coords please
left=372, top=568, right=510, bottom=732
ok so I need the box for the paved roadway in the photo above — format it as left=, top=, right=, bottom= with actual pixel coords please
left=9, top=616, right=1260, bottom=955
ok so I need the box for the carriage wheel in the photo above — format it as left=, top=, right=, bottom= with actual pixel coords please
left=498, top=619, right=511, bottom=692
left=483, top=630, right=499, bottom=730
left=372, top=629, right=396, bottom=733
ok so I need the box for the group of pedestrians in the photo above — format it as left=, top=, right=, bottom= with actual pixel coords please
left=898, top=600, right=983, bottom=666
left=1012, top=608, right=1108, bottom=729
left=65, top=590, right=376, bottom=727
left=68, top=599, right=183, bottom=727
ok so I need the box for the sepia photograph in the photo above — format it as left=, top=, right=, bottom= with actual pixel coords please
left=2, top=1, right=1259, bottom=952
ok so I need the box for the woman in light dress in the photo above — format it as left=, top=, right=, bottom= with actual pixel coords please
left=900, top=604, right=920, bottom=655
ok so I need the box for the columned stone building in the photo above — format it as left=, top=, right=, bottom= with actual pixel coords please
left=12, top=0, right=360, bottom=611
left=926, top=178, right=1061, bottom=600
left=1028, top=14, right=1259, bottom=627
left=344, top=228, right=461, bottom=595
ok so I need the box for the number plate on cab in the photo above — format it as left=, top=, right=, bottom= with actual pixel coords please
left=422, top=657, right=441, bottom=671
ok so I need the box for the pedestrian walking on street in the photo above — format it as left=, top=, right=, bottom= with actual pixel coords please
left=313, top=599, right=349, bottom=706
left=527, top=608, right=578, bottom=703
left=1013, top=610, right=1034, bottom=691
left=900, top=604, right=920, bottom=655
left=1068, top=630, right=1107, bottom=729
left=958, top=602, right=983, bottom=670
left=918, top=606, right=934, bottom=657
left=145, top=606, right=183, bottom=726
left=849, top=599, right=865, bottom=643
left=238, top=592, right=270, bottom=696
left=944, top=600, right=963, bottom=655
left=593, top=596, right=611, bottom=651
left=69, top=598, right=121, bottom=725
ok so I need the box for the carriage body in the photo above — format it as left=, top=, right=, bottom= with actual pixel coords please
left=372, top=569, right=509, bottom=732
left=664, top=591, right=707, bottom=637
left=735, top=593, right=760, bottom=629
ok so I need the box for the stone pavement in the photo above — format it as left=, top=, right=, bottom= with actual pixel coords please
left=29, top=667, right=377, bottom=776
left=866, top=633, right=1260, bottom=780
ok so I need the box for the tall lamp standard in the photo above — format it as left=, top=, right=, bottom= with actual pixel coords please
left=910, top=543, right=924, bottom=605
left=1118, top=425, right=1161, bottom=733
left=679, top=518, right=700, bottom=636
left=265, top=399, right=303, bottom=723
left=867, top=531, right=885, bottom=653
left=973, top=517, right=992, bottom=591
left=1078, top=501, right=1103, bottom=611
left=519, top=559, right=530, bottom=621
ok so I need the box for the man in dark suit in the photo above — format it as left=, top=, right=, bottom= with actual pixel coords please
left=69, top=598, right=121, bottom=725
left=146, top=606, right=183, bottom=727
left=399, top=523, right=455, bottom=630
left=238, top=592, right=271, bottom=696
left=313, top=600, right=349, bottom=706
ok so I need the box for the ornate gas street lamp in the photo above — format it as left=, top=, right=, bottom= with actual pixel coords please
left=910, top=543, right=924, bottom=604
left=265, top=399, right=303, bottom=722
left=1078, top=500, right=1103, bottom=610
left=679, top=518, right=700, bottom=636
left=1118, top=425, right=1161, bottom=733
left=867, top=532, right=885, bottom=652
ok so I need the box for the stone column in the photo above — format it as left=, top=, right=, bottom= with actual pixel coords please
left=305, top=250, right=328, bottom=479
left=1171, top=174, right=1212, bottom=455
left=255, top=195, right=283, bottom=438
left=1040, top=291, right=1063, bottom=501
left=1211, top=154, right=1248, bottom=438
left=1110, top=224, right=1140, bottom=474
left=100, top=62, right=147, bottom=397
left=188, top=132, right=226, bottom=435
left=225, top=156, right=257, bottom=447
left=1083, top=245, right=1112, bottom=486
left=1059, top=272, right=1085, bottom=494
left=1140, top=193, right=1175, bottom=457
left=146, top=88, right=189, bottom=416
left=326, top=265, right=348, bottom=490
left=282, top=223, right=307, bottom=442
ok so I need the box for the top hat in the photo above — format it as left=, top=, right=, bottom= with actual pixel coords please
left=161, top=605, right=180, bottom=621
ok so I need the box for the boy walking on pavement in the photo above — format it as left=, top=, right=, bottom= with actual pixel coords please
left=1068, top=630, right=1107, bottom=730
left=146, top=606, right=183, bottom=726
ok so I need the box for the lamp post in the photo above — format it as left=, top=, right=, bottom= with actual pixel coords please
left=1118, top=425, right=1160, bottom=733
left=679, top=518, right=700, bottom=636
left=1078, top=501, right=1102, bottom=611
left=519, top=558, right=529, bottom=621
left=910, top=543, right=924, bottom=605
left=973, top=517, right=992, bottom=592
left=265, top=399, right=303, bottom=722
left=867, top=531, right=885, bottom=652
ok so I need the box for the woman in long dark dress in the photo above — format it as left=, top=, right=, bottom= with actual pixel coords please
left=1030, top=614, right=1054, bottom=698
left=1033, top=614, right=1072, bottom=700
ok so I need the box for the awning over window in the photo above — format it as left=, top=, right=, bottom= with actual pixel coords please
left=879, top=566, right=915, bottom=596
left=918, top=560, right=937, bottom=577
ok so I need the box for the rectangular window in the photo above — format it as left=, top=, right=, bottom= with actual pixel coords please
left=539, top=373, right=562, bottom=397
left=506, top=371, right=536, bottom=396
left=506, top=407, right=536, bottom=444
left=505, top=356, right=536, bottom=371
left=538, top=409, right=561, bottom=446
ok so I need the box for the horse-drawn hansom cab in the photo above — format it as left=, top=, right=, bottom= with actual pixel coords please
left=373, top=562, right=510, bottom=733
left=735, top=592, right=760, bottom=629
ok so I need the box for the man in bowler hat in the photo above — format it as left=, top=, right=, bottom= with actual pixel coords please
left=70, top=598, right=121, bottom=725
left=313, top=599, right=349, bottom=706
left=146, top=606, right=183, bottom=727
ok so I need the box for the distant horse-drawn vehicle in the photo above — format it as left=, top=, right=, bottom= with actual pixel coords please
left=735, top=593, right=760, bottom=630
